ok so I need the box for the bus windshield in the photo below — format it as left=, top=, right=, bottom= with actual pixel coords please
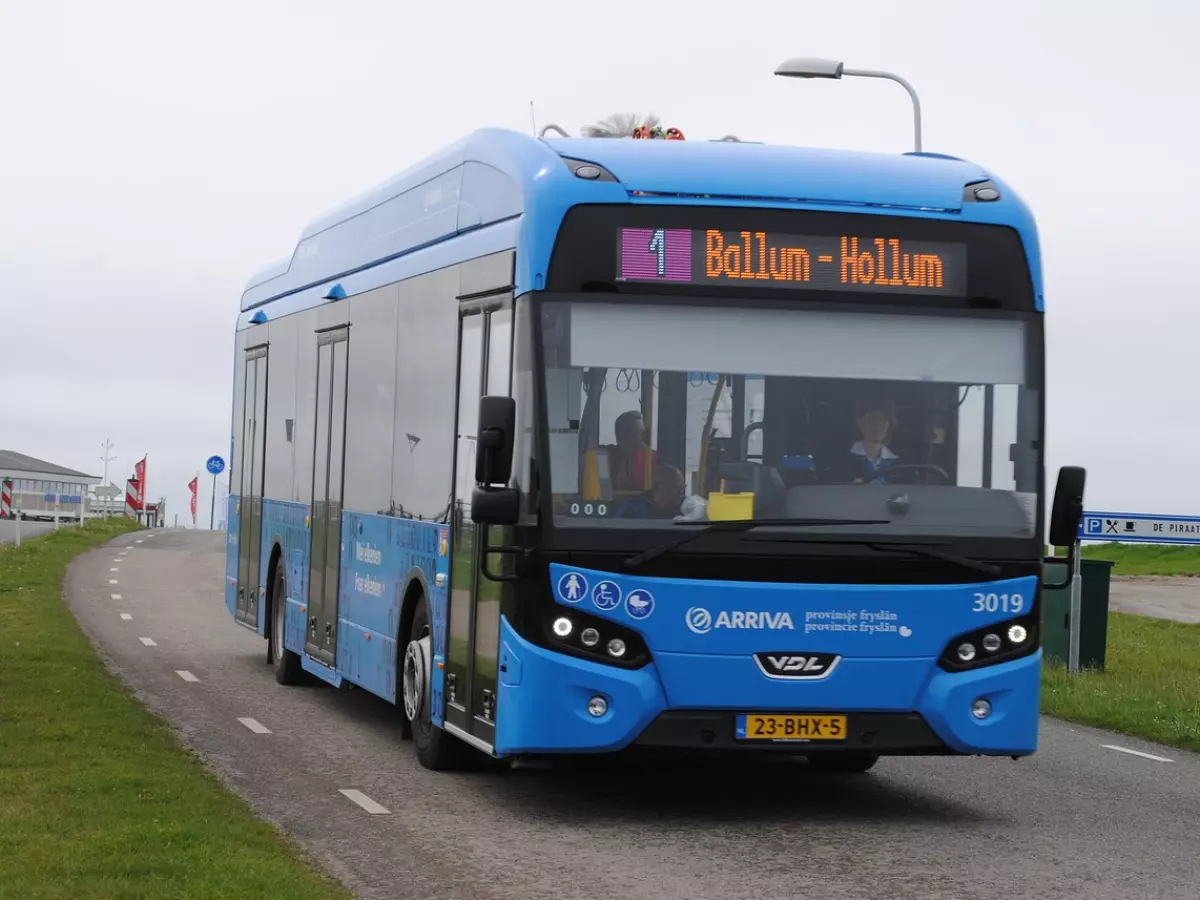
left=539, top=299, right=1040, bottom=540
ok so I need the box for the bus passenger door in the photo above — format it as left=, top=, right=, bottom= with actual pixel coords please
left=237, top=344, right=268, bottom=628
left=306, top=327, right=349, bottom=667
left=447, top=304, right=512, bottom=750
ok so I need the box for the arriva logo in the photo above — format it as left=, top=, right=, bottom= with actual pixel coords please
left=686, top=606, right=794, bottom=634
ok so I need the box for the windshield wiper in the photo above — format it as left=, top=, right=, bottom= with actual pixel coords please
left=742, top=531, right=1002, bottom=577
left=622, top=518, right=889, bottom=570
left=863, top=542, right=1002, bottom=577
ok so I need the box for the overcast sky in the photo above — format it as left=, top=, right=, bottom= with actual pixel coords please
left=2, top=0, right=1197, bottom=526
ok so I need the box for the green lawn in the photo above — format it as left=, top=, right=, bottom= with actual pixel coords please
left=0, top=520, right=352, bottom=900
left=1079, top=542, right=1200, bottom=576
left=1041, top=612, right=1200, bottom=753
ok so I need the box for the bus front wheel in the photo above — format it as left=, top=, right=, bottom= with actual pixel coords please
left=270, top=563, right=304, bottom=685
left=805, top=752, right=880, bottom=774
left=403, top=600, right=474, bottom=771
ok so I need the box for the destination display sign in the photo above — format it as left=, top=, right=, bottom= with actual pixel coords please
left=617, top=227, right=967, bottom=296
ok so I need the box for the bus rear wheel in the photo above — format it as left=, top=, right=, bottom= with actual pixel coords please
left=805, top=752, right=880, bottom=774
left=403, top=601, right=474, bottom=771
left=270, top=563, right=304, bottom=685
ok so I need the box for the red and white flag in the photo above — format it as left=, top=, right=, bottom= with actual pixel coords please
left=188, top=477, right=198, bottom=524
left=134, top=457, right=147, bottom=509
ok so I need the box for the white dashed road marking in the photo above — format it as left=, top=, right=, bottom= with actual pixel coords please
left=120, top=614, right=132, bottom=621
left=238, top=717, right=272, bottom=734
left=111, top=593, right=122, bottom=600
left=109, top=580, right=119, bottom=585
left=1102, top=744, right=1174, bottom=763
left=176, top=670, right=199, bottom=683
left=338, top=789, right=391, bottom=815
left=110, top=568, right=119, bottom=572
left=139, top=637, right=157, bottom=647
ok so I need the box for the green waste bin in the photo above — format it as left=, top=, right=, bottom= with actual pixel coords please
left=1040, top=558, right=1115, bottom=670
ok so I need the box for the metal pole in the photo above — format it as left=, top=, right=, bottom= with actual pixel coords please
left=1067, top=540, right=1083, bottom=674
left=210, top=473, right=217, bottom=530
left=100, top=438, right=116, bottom=518
left=842, top=68, right=923, bottom=152
left=53, top=493, right=60, bottom=531
left=14, top=511, right=20, bottom=548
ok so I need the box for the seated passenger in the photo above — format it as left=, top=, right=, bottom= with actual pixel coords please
left=842, top=398, right=901, bottom=483
left=609, top=410, right=658, bottom=491
left=612, top=465, right=686, bottom=519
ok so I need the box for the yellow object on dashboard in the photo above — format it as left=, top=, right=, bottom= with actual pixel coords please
left=707, top=489, right=754, bottom=522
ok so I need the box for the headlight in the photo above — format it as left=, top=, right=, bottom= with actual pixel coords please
left=938, top=613, right=1039, bottom=671
left=540, top=603, right=649, bottom=668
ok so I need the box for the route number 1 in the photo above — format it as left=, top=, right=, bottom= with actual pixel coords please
left=648, top=228, right=666, bottom=276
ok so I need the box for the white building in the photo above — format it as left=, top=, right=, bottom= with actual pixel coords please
left=0, top=450, right=101, bottom=522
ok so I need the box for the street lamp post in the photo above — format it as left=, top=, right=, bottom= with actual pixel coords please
left=774, top=57, right=923, bottom=153
left=99, top=438, right=117, bottom=518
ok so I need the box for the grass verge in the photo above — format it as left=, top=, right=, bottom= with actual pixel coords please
left=0, top=520, right=352, bottom=900
left=1041, top=612, right=1200, bottom=753
left=1079, top=542, right=1200, bottom=576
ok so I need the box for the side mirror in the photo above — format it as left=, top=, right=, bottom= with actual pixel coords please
left=475, top=395, right=515, bottom=486
left=1043, top=465, right=1086, bottom=590
left=1048, top=465, right=1086, bottom=547
left=471, top=395, right=520, bottom=527
left=470, top=486, right=520, bottom=526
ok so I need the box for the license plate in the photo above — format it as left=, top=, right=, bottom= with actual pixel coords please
left=735, top=713, right=848, bottom=741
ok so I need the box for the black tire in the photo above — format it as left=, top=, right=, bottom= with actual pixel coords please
left=270, top=562, right=304, bottom=685
left=806, top=752, right=880, bottom=774
left=404, top=600, right=476, bottom=771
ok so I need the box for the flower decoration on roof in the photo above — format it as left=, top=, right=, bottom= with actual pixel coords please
left=581, top=113, right=685, bottom=140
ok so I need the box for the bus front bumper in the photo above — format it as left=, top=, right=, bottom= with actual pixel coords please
left=491, top=618, right=1041, bottom=758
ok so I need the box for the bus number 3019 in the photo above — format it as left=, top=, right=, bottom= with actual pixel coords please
left=973, top=592, right=1025, bottom=613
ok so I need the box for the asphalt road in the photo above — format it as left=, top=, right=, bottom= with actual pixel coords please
left=1111, top=576, right=1200, bottom=624
left=66, top=531, right=1200, bottom=900
left=0, top=519, right=55, bottom=544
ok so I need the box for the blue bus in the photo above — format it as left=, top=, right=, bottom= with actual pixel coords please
left=226, top=123, right=1085, bottom=772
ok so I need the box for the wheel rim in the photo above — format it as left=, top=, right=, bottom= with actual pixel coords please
left=402, top=630, right=432, bottom=723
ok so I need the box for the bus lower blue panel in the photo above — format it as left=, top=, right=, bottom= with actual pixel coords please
left=918, top=651, right=1042, bottom=755
left=224, top=494, right=239, bottom=618
left=654, top=653, right=935, bottom=710
left=338, top=511, right=451, bottom=714
left=494, top=616, right=668, bottom=756
left=262, top=499, right=311, bottom=648
left=302, top=653, right=343, bottom=687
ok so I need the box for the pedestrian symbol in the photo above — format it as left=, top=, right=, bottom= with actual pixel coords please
left=592, top=580, right=621, bottom=611
left=557, top=571, right=588, bottom=603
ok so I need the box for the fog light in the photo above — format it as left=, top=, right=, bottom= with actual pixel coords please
left=587, top=695, right=608, bottom=717
left=982, top=633, right=1002, bottom=653
left=607, top=638, right=626, bottom=658
left=552, top=617, right=573, bottom=638
left=972, top=698, right=992, bottom=720
left=957, top=642, right=976, bottom=662
left=1008, top=624, right=1028, bottom=644
left=580, top=627, right=600, bottom=647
